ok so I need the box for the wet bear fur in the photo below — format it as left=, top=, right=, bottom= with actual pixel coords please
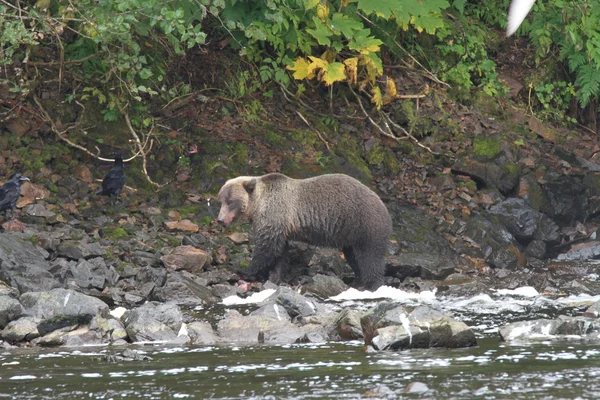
left=217, top=173, right=393, bottom=290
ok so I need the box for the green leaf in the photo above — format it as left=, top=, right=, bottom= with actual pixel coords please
left=356, top=0, right=401, bottom=19
left=331, top=13, right=362, bottom=38
left=348, top=29, right=382, bottom=54
left=306, top=17, right=332, bottom=46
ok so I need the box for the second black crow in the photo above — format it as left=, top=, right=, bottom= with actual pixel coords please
left=0, top=173, right=30, bottom=220
left=97, top=155, right=126, bottom=199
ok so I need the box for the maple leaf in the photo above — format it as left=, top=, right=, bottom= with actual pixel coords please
left=286, top=57, right=311, bottom=80
left=356, top=0, right=401, bottom=19
left=307, top=56, right=328, bottom=79
left=348, top=29, right=382, bottom=54
left=360, top=52, right=383, bottom=82
left=306, top=16, right=332, bottom=46
left=344, top=57, right=359, bottom=85
left=331, top=13, right=363, bottom=38
left=322, top=62, right=347, bottom=86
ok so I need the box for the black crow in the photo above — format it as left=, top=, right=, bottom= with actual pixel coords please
left=0, top=173, right=30, bottom=220
left=97, top=155, right=126, bottom=199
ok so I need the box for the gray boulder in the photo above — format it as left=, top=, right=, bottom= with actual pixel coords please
left=488, top=198, right=560, bottom=243
left=0, top=295, right=23, bottom=329
left=21, top=288, right=109, bottom=320
left=56, top=240, right=105, bottom=260
left=0, top=316, right=40, bottom=343
left=122, top=301, right=184, bottom=342
left=265, top=286, right=318, bottom=319
left=302, top=274, right=348, bottom=298
left=65, top=258, right=111, bottom=290
left=361, top=302, right=477, bottom=351
left=386, top=202, right=461, bottom=279
left=499, top=316, right=600, bottom=342
left=0, top=232, right=61, bottom=294
left=217, top=303, right=305, bottom=345
left=186, top=321, right=219, bottom=345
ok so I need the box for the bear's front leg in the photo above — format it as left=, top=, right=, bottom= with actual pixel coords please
left=240, top=226, right=287, bottom=282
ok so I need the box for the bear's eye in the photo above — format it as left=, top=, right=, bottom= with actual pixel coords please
left=229, top=199, right=242, bottom=211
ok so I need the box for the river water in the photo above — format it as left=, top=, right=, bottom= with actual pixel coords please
left=2, top=288, right=600, bottom=399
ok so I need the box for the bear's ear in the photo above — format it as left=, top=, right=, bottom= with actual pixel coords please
left=244, top=178, right=257, bottom=194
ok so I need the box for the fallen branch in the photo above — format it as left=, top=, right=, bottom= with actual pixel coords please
left=124, top=113, right=170, bottom=188
left=34, top=95, right=114, bottom=162
left=34, top=96, right=161, bottom=186
left=348, top=86, right=440, bottom=156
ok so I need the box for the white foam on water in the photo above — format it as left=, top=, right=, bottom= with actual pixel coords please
left=496, top=286, right=539, bottom=297
left=329, top=286, right=437, bottom=303
left=9, top=375, right=37, bottom=380
left=222, top=288, right=277, bottom=305
left=556, top=293, right=600, bottom=306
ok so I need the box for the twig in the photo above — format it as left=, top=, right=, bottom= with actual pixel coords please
left=123, top=113, right=170, bottom=188
left=34, top=96, right=113, bottom=161
left=34, top=96, right=153, bottom=163
left=295, top=111, right=331, bottom=150
left=381, top=113, right=440, bottom=155
left=348, top=86, right=440, bottom=156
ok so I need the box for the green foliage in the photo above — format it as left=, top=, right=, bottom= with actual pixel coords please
left=220, top=0, right=449, bottom=107
left=0, top=0, right=207, bottom=117
left=431, top=12, right=507, bottom=100
left=531, top=81, right=577, bottom=124
left=526, top=0, right=600, bottom=111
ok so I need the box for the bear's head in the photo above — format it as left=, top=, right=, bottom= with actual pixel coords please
left=217, top=176, right=257, bottom=226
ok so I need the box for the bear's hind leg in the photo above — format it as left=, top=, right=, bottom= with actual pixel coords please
left=351, top=246, right=385, bottom=291
left=343, top=247, right=362, bottom=282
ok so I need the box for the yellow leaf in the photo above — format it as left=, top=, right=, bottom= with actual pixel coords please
left=317, top=3, right=329, bottom=21
left=382, top=76, right=397, bottom=105
left=343, top=57, right=358, bottom=86
left=307, top=56, right=328, bottom=79
left=372, top=86, right=383, bottom=110
left=360, top=52, right=383, bottom=84
left=322, top=62, right=347, bottom=86
left=341, top=0, right=350, bottom=6
left=286, top=57, right=311, bottom=80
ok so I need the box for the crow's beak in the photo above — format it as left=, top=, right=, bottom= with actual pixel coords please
left=20, top=177, right=30, bottom=182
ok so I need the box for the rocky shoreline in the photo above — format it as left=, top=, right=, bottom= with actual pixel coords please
left=4, top=83, right=600, bottom=352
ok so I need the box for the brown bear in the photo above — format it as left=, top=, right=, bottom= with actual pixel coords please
left=217, top=173, right=393, bottom=290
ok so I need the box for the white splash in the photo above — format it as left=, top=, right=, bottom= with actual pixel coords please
left=496, top=286, right=539, bottom=297
left=329, top=286, right=437, bottom=303
left=222, top=289, right=277, bottom=305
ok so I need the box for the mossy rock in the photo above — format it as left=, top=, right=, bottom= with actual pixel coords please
left=366, top=142, right=402, bottom=175
left=332, top=137, right=372, bottom=183
left=102, top=227, right=130, bottom=240
left=473, top=137, right=501, bottom=159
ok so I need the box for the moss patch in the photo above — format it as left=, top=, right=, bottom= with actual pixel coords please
left=473, top=137, right=501, bottom=159
left=102, top=227, right=129, bottom=240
